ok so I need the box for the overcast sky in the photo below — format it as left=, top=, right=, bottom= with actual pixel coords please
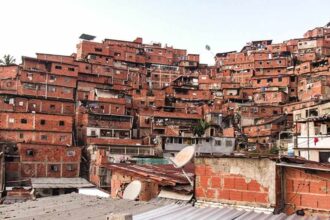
left=1, top=0, right=329, bottom=64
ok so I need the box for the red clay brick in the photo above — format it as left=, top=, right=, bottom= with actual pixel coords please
left=211, top=176, right=221, bottom=188
left=247, top=180, right=261, bottom=191
left=285, top=179, right=294, bottom=193
left=206, top=189, right=216, bottom=199
left=224, top=177, right=235, bottom=189
left=317, top=195, right=330, bottom=210
left=205, top=166, right=214, bottom=176
left=255, top=192, right=268, bottom=203
left=293, top=180, right=310, bottom=193
left=301, top=194, right=318, bottom=208
left=195, top=187, right=205, bottom=198
left=217, top=189, right=230, bottom=200
left=195, top=165, right=206, bottom=176
left=200, top=176, right=210, bottom=188
left=229, top=190, right=242, bottom=201
left=286, top=168, right=301, bottom=178
left=309, top=181, right=327, bottom=194
left=235, top=177, right=248, bottom=190
left=286, top=193, right=301, bottom=206
left=242, top=191, right=256, bottom=202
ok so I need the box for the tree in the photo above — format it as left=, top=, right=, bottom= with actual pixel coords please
left=193, top=119, right=210, bottom=137
left=0, top=54, right=16, bottom=65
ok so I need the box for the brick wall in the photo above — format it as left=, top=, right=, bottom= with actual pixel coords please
left=195, top=157, right=277, bottom=208
left=284, top=167, right=330, bottom=215
left=110, top=170, right=159, bottom=201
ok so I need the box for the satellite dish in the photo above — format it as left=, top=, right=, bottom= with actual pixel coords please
left=170, top=145, right=195, bottom=168
left=169, top=145, right=195, bottom=186
left=205, top=45, right=211, bottom=51
left=122, top=180, right=142, bottom=200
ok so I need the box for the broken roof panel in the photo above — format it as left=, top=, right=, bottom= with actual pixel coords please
left=105, top=163, right=194, bottom=186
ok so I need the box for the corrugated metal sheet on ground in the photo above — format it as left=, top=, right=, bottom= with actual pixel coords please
left=133, top=204, right=323, bottom=220
left=31, top=177, right=94, bottom=188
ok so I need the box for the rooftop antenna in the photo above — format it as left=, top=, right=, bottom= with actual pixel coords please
left=169, top=145, right=195, bottom=186
left=122, top=180, right=142, bottom=200
left=79, top=34, right=96, bottom=41
left=205, top=44, right=215, bottom=56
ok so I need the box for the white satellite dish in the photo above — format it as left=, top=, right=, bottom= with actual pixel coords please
left=169, top=145, right=196, bottom=186
left=122, top=180, right=142, bottom=200
left=170, top=145, right=195, bottom=168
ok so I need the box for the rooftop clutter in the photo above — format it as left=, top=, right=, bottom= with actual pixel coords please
left=0, top=23, right=330, bottom=217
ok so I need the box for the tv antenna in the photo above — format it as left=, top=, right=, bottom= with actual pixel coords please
left=79, top=33, right=96, bottom=41
left=169, top=145, right=196, bottom=186
left=205, top=44, right=215, bottom=56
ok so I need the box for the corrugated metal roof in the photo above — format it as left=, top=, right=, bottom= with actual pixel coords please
left=133, top=204, right=288, bottom=220
left=31, top=177, right=94, bottom=188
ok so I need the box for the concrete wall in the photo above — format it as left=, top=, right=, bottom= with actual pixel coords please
left=195, top=157, right=277, bottom=208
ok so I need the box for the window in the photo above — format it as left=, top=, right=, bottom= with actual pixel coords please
left=66, top=164, right=75, bottom=171
left=60, top=135, right=66, bottom=141
left=91, top=130, right=97, bottom=136
left=50, top=104, right=56, bottom=110
left=50, top=165, right=59, bottom=172
left=49, top=75, right=56, bottom=81
left=225, top=140, right=232, bottom=147
left=59, top=121, right=65, bottom=126
left=95, top=48, right=103, bottom=52
left=40, top=119, right=46, bottom=125
left=48, top=86, right=56, bottom=92
left=55, top=65, right=62, bottom=70
left=257, top=79, right=261, bottom=84
left=26, top=149, right=34, bottom=157
left=41, top=135, right=48, bottom=140
left=68, top=67, right=75, bottom=72
left=278, top=77, right=282, bottom=82
left=19, top=133, right=24, bottom=139
left=67, top=150, right=75, bottom=157
left=215, top=140, right=222, bottom=146
left=21, top=119, right=27, bottom=124
left=27, top=72, right=33, bottom=80
left=63, top=88, right=71, bottom=94
left=290, top=76, right=295, bottom=82
left=8, top=118, right=15, bottom=123
left=19, top=101, right=24, bottom=106
left=267, top=78, right=273, bottom=83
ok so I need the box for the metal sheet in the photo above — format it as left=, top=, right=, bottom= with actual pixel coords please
left=134, top=204, right=297, bottom=220
left=31, top=177, right=94, bottom=189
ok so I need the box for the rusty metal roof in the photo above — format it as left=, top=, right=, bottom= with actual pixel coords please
left=277, top=156, right=330, bottom=171
left=105, top=163, right=194, bottom=186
